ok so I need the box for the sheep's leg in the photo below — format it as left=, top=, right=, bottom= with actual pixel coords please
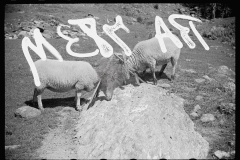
left=150, top=60, right=157, bottom=85
left=37, top=94, right=44, bottom=111
left=33, top=88, right=44, bottom=111
left=74, top=93, right=77, bottom=103
left=75, top=82, right=85, bottom=111
left=32, top=88, right=38, bottom=104
left=159, top=64, right=167, bottom=77
left=170, top=57, right=177, bottom=80
left=76, top=92, right=82, bottom=111
left=150, top=68, right=157, bottom=85
left=134, top=72, right=141, bottom=85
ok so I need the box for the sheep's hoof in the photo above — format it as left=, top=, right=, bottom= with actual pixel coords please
left=76, top=106, right=82, bottom=112
left=171, top=75, right=175, bottom=81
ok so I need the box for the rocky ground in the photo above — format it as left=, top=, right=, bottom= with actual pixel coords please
left=5, top=4, right=235, bottom=159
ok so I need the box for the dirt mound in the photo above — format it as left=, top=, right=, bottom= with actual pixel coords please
left=74, top=83, right=209, bottom=159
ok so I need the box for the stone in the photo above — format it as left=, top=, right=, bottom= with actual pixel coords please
left=223, top=82, right=235, bottom=92
left=158, top=83, right=171, bottom=88
left=217, top=65, right=234, bottom=76
left=15, top=106, right=41, bottom=119
left=75, top=83, right=209, bottom=159
left=218, top=102, right=235, bottom=114
left=193, top=105, right=201, bottom=112
left=195, top=95, right=203, bottom=101
left=18, top=31, right=28, bottom=37
left=179, top=8, right=186, bottom=13
left=183, top=69, right=196, bottom=73
left=202, top=75, right=213, bottom=81
left=195, top=78, right=205, bottom=84
left=62, top=30, right=69, bottom=35
left=214, top=150, right=230, bottom=159
left=42, top=33, right=52, bottom=39
left=190, top=112, right=199, bottom=117
left=5, top=145, right=21, bottom=150
left=12, top=34, right=18, bottom=39
left=200, top=114, right=215, bottom=122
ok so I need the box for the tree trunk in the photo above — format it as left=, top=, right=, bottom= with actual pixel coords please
left=212, top=3, right=217, bottom=19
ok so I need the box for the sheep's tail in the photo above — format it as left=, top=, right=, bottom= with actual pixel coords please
left=86, top=79, right=101, bottom=110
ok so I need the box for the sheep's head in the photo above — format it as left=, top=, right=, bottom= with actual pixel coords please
left=114, top=52, right=131, bottom=80
left=99, top=53, right=128, bottom=100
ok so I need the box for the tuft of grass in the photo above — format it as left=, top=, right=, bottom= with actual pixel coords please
left=201, top=21, right=235, bottom=47
left=153, top=4, right=159, bottom=10
left=137, top=16, right=143, bottom=23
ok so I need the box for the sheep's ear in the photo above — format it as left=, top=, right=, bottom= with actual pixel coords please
left=122, top=52, right=127, bottom=63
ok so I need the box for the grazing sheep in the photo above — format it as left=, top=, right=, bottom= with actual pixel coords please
left=32, top=59, right=114, bottom=111
left=122, top=34, right=181, bottom=85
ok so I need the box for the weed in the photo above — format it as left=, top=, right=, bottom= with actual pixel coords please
left=137, top=17, right=143, bottom=23
left=153, top=4, right=159, bottom=10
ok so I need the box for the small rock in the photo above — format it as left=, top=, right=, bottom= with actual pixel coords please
left=214, top=150, right=230, bottom=159
left=195, top=78, right=205, bottom=84
left=42, top=33, right=52, bottom=39
left=12, top=34, right=18, bottom=39
left=193, top=105, right=201, bottom=112
left=15, top=106, right=41, bottom=119
left=62, top=30, right=69, bottom=35
left=202, top=75, right=213, bottom=81
left=181, top=86, right=196, bottom=92
left=158, top=83, right=171, bottom=88
left=228, top=141, right=235, bottom=147
left=18, top=31, right=28, bottom=37
left=195, top=95, right=203, bottom=101
left=190, top=112, right=199, bottom=117
left=223, top=82, right=235, bottom=92
left=230, top=150, right=235, bottom=155
left=216, top=88, right=222, bottom=93
left=73, top=43, right=80, bottom=47
left=217, top=65, right=233, bottom=76
left=219, top=119, right=225, bottom=125
left=200, top=114, right=215, bottom=122
left=184, top=69, right=196, bottom=73
left=179, top=8, right=186, bottom=13
left=5, top=145, right=21, bottom=150
left=218, top=102, right=235, bottom=114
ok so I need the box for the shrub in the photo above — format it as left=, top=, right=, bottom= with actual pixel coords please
left=153, top=4, right=159, bottom=10
left=202, top=22, right=235, bottom=47
left=137, top=17, right=143, bottom=23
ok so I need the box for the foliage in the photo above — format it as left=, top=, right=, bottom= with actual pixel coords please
left=182, top=3, right=234, bottom=19
left=137, top=16, right=143, bottom=23
left=202, top=21, right=235, bottom=47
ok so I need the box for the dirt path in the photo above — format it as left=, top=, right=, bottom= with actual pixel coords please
left=34, top=107, right=80, bottom=159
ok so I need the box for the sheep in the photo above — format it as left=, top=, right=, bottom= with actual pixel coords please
left=32, top=59, right=114, bottom=111
left=122, top=34, right=181, bottom=85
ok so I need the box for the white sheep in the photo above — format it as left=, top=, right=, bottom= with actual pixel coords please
left=122, top=34, right=181, bottom=85
left=32, top=59, right=113, bottom=111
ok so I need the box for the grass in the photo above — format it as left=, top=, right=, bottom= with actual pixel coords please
left=200, top=18, right=235, bottom=48
left=5, top=107, right=63, bottom=159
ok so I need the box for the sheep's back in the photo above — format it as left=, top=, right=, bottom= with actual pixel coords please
left=34, top=59, right=99, bottom=87
left=133, top=36, right=181, bottom=61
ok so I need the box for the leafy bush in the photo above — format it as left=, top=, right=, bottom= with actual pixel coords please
left=153, top=4, right=159, bottom=9
left=137, top=16, right=143, bottom=23
left=202, top=21, right=235, bottom=47
left=182, top=3, right=234, bottom=19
